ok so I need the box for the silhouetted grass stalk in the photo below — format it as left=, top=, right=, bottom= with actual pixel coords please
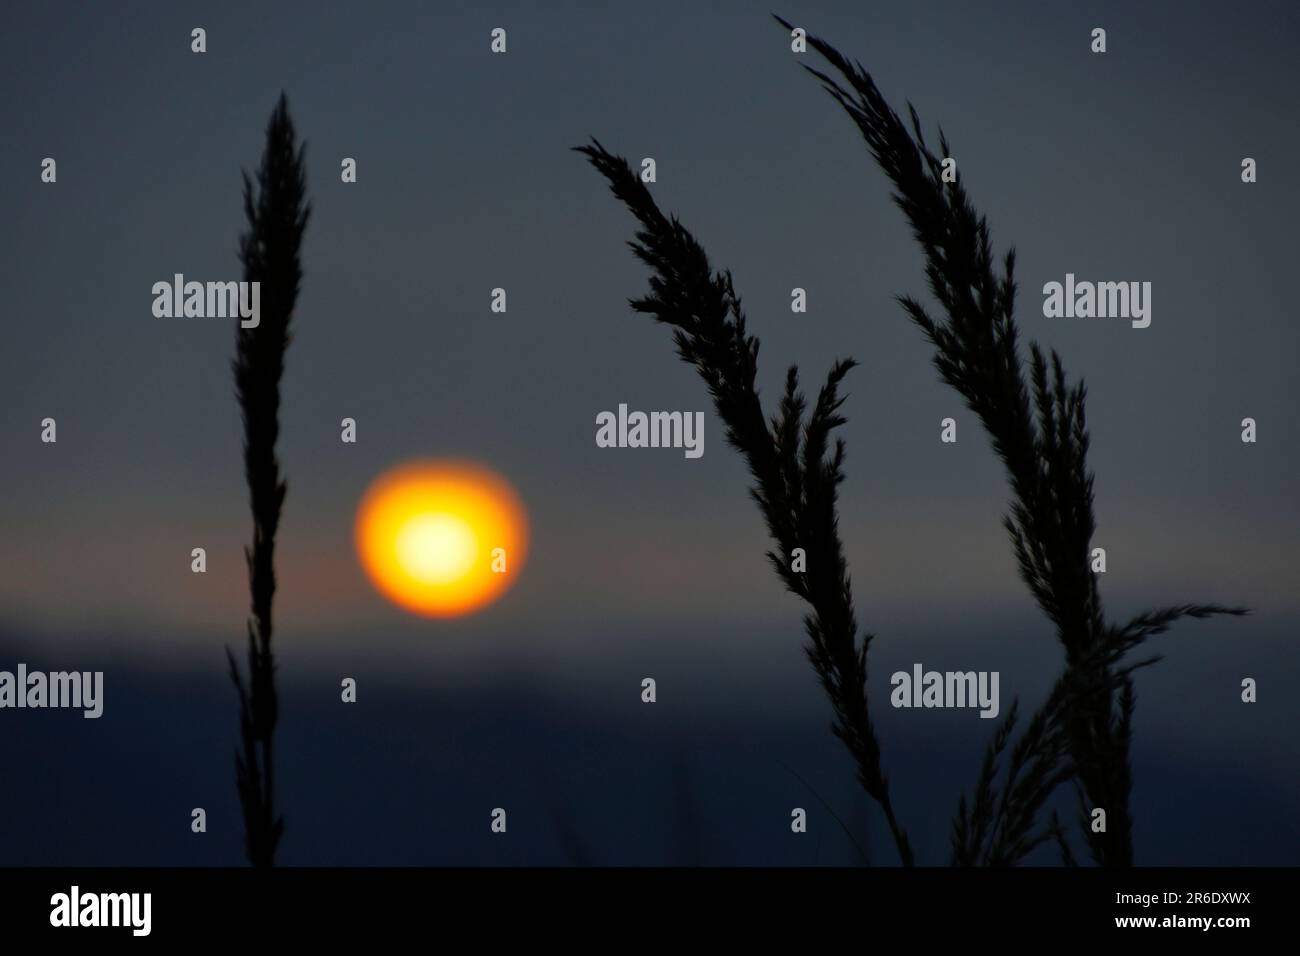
left=227, top=93, right=310, bottom=868
left=577, top=140, right=912, bottom=865
left=779, top=17, right=1248, bottom=865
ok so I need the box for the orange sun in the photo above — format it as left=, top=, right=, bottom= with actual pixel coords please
left=355, top=460, right=528, bottom=618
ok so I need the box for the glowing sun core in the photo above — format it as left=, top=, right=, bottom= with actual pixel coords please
left=356, top=461, right=528, bottom=618
left=395, top=512, right=478, bottom=585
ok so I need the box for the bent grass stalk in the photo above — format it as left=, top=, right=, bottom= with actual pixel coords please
left=777, top=16, right=1248, bottom=865
left=578, top=140, right=912, bottom=865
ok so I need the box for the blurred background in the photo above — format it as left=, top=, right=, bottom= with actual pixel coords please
left=0, top=0, right=1295, bottom=864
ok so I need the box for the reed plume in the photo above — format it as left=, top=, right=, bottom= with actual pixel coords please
left=577, top=140, right=912, bottom=865
left=777, top=17, right=1247, bottom=865
left=227, top=93, right=310, bottom=868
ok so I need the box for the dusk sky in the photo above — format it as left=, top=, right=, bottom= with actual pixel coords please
left=1, top=1, right=1296, bottom=865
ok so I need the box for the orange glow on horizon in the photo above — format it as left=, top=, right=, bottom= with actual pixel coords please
left=355, top=460, right=528, bottom=617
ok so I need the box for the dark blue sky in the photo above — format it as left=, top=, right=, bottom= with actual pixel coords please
left=0, top=1, right=1295, bottom=864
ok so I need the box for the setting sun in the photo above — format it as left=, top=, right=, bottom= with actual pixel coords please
left=355, top=460, right=528, bottom=617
